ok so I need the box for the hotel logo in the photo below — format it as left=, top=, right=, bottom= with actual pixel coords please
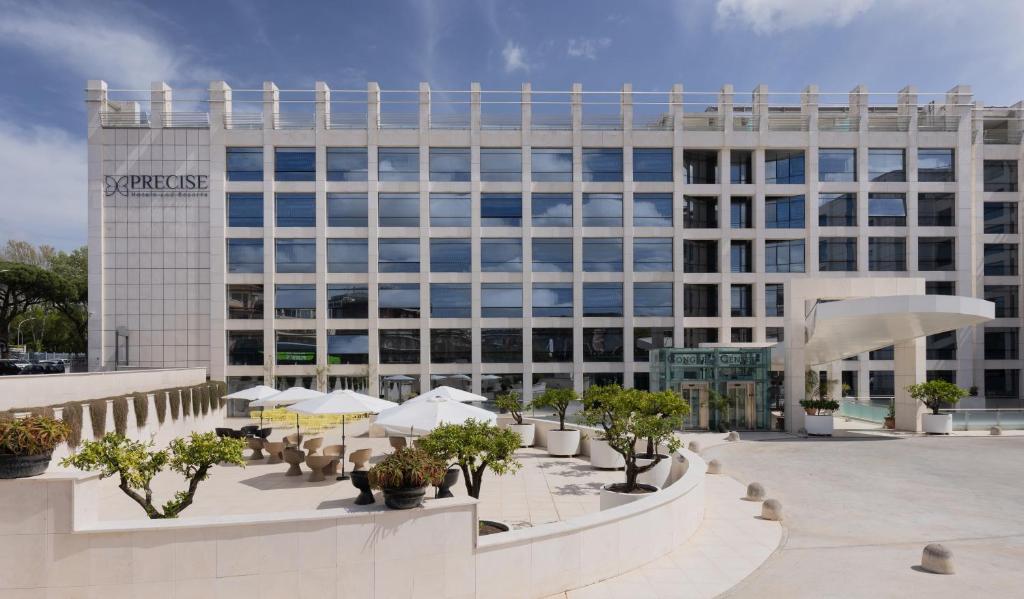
left=104, top=174, right=209, bottom=198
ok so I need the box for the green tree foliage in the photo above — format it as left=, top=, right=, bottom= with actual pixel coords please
left=61, top=432, right=245, bottom=519
left=367, top=447, right=445, bottom=490
left=906, top=380, right=968, bottom=415
left=0, top=415, right=69, bottom=455
left=494, top=391, right=524, bottom=425
left=419, top=419, right=522, bottom=499
left=529, top=387, right=578, bottom=431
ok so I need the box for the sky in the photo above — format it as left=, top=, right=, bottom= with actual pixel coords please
left=1, top=0, right=1023, bottom=250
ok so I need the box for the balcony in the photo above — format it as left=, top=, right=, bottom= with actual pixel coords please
left=224, top=112, right=263, bottom=130
left=818, top=114, right=859, bottom=132
left=328, top=112, right=367, bottom=129
left=917, top=115, right=959, bottom=132
left=867, top=114, right=910, bottom=132
left=274, top=112, right=315, bottom=130
left=681, top=114, right=724, bottom=132
left=767, top=114, right=809, bottom=132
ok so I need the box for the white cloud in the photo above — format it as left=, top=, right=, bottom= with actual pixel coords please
left=567, top=37, right=611, bottom=60
left=502, top=41, right=529, bottom=73
left=715, top=0, right=876, bottom=34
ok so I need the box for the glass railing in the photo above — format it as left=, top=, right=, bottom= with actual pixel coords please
left=941, top=409, right=1024, bottom=430
left=838, top=397, right=892, bottom=423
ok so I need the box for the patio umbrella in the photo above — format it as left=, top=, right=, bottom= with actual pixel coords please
left=373, top=396, right=497, bottom=437
left=287, top=390, right=397, bottom=480
left=406, top=385, right=487, bottom=404
left=250, top=387, right=325, bottom=434
left=224, top=385, right=280, bottom=428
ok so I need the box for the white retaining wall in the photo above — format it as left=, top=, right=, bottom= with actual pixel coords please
left=0, top=367, right=208, bottom=409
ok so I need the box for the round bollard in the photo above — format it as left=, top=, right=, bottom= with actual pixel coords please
left=990, top=426, right=1003, bottom=436
left=688, top=440, right=702, bottom=454
left=921, top=544, right=955, bottom=575
left=744, top=482, right=766, bottom=501
left=727, top=431, right=740, bottom=442
left=760, top=499, right=783, bottom=521
left=707, top=459, right=722, bottom=474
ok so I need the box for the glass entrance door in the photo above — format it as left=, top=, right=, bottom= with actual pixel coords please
left=726, top=382, right=756, bottom=429
left=679, top=382, right=709, bottom=429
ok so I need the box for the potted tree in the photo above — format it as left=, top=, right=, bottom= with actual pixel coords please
left=801, top=370, right=841, bottom=436
left=530, top=388, right=580, bottom=456
left=579, top=385, right=688, bottom=509
left=907, top=380, right=967, bottom=434
left=0, top=415, right=70, bottom=479
left=635, top=389, right=689, bottom=487
left=582, top=386, right=625, bottom=469
left=367, top=447, right=446, bottom=509
left=495, top=391, right=534, bottom=447
left=884, top=402, right=896, bottom=430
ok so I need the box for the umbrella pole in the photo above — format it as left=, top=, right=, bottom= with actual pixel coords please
left=337, top=416, right=349, bottom=481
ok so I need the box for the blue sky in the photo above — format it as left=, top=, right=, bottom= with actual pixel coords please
left=1, top=0, right=1022, bottom=249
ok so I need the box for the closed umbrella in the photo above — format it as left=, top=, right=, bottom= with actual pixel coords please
left=250, top=387, right=325, bottom=434
left=406, top=385, right=486, bottom=404
left=373, top=396, right=497, bottom=437
left=224, top=385, right=280, bottom=428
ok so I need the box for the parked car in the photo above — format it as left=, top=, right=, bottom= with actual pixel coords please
left=0, top=360, right=22, bottom=376
left=39, top=360, right=67, bottom=374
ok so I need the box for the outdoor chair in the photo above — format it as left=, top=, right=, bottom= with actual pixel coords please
left=263, top=441, right=286, bottom=465
left=305, top=455, right=333, bottom=482
left=239, top=425, right=259, bottom=437
left=388, top=436, right=407, bottom=451
left=349, top=448, right=372, bottom=471
left=283, top=433, right=304, bottom=448
left=255, top=428, right=272, bottom=439
left=303, top=437, right=323, bottom=455
left=214, top=427, right=233, bottom=438
left=282, top=448, right=306, bottom=476
left=322, top=445, right=344, bottom=475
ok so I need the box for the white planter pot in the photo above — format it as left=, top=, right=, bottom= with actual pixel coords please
left=588, top=439, right=625, bottom=469
left=546, top=429, right=581, bottom=457
left=636, top=454, right=672, bottom=488
left=599, top=483, right=659, bottom=510
left=922, top=413, right=953, bottom=434
left=805, top=414, right=834, bottom=436
left=508, top=423, right=536, bottom=447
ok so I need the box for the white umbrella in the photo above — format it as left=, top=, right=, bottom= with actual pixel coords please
left=250, top=387, right=325, bottom=434
left=224, top=385, right=280, bottom=428
left=373, top=396, right=497, bottom=436
left=407, top=385, right=486, bottom=404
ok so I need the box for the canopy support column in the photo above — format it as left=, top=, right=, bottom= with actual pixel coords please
left=894, top=338, right=926, bottom=432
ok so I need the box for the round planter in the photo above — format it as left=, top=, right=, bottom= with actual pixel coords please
left=382, top=485, right=428, bottom=510
left=350, top=470, right=375, bottom=505
left=588, top=438, right=625, bottom=469
left=435, top=467, right=460, bottom=498
left=636, top=453, right=672, bottom=488
left=0, top=451, right=53, bottom=479
left=884, top=417, right=896, bottom=430
left=599, top=483, right=659, bottom=510
left=922, top=413, right=953, bottom=434
left=479, top=519, right=511, bottom=536
left=805, top=414, right=834, bottom=436
left=546, top=429, right=581, bottom=457
left=508, top=423, right=536, bottom=447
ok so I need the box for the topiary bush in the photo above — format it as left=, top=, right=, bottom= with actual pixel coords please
left=88, top=400, right=108, bottom=439
left=112, top=397, right=129, bottom=435
left=154, top=390, right=168, bottom=425
left=132, top=393, right=150, bottom=428
left=62, top=402, right=83, bottom=448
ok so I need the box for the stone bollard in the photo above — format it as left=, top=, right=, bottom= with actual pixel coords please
left=745, top=482, right=766, bottom=501
left=760, top=499, right=783, bottom=521
left=727, top=431, right=740, bottom=442
left=707, top=459, right=722, bottom=474
left=688, top=440, right=701, bottom=454
left=921, top=544, right=955, bottom=575
left=990, top=426, right=1002, bottom=436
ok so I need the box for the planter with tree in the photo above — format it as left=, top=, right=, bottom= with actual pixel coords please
left=581, top=386, right=625, bottom=469
left=633, top=388, right=690, bottom=488
left=907, top=380, right=967, bottom=434
left=495, top=391, right=534, bottom=447
left=530, top=388, right=580, bottom=456
left=801, top=370, right=842, bottom=436
left=0, top=415, right=70, bottom=479
left=884, top=402, right=896, bottom=429
left=367, top=447, right=446, bottom=509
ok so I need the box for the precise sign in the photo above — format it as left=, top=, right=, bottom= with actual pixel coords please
left=104, top=174, right=208, bottom=198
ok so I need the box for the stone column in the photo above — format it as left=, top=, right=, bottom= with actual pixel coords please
left=894, top=337, right=926, bottom=431
left=208, top=81, right=231, bottom=382
left=150, top=82, right=171, bottom=129
left=86, top=80, right=108, bottom=370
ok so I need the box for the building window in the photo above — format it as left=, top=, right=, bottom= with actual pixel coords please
left=633, top=148, right=672, bottom=182
left=984, top=160, right=1018, bottom=192
left=430, top=193, right=470, bottom=227
left=765, top=240, right=805, bottom=273
left=274, top=147, right=315, bottom=181
left=429, top=148, right=470, bottom=182
left=481, top=329, right=522, bottom=362
left=730, top=150, right=752, bottom=184
left=818, top=193, right=856, bottom=226
left=926, top=281, right=955, bottom=296
left=985, top=285, right=1019, bottom=318
left=276, top=330, right=316, bottom=365
left=533, top=328, right=573, bottom=362
left=328, top=330, right=368, bottom=364
left=684, top=284, right=718, bottom=317
left=227, top=239, right=263, bottom=273
left=583, top=283, right=623, bottom=317
left=869, top=237, right=907, bottom=271
left=818, top=148, right=856, bottom=182
left=684, top=240, right=718, bottom=273
left=275, top=194, right=315, bottom=227
left=480, top=148, right=522, bottom=182
left=430, top=238, right=471, bottom=272
left=765, top=195, right=805, bottom=228
left=431, top=329, right=472, bottom=363
left=582, top=148, right=623, bottom=182
left=481, top=283, right=522, bottom=317
left=327, top=194, right=368, bottom=227
left=683, top=328, right=718, bottom=348
left=327, top=284, right=368, bottom=319
left=228, top=193, right=263, bottom=227
left=731, top=328, right=753, bottom=343
left=918, top=149, right=954, bottom=182
left=378, top=147, right=419, bottom=182
left=481, top=194, right=522, bottom=227
left=731, top=197, right=752, bottom=228
left=532, top=148, right=572, bottom=182
left=532, top=194, right=572, bottom=227
left=926, top=331, right=957, bottom=360
left=481, top=239, right=523, bottom=272
left=918, top=238, right=955, bottom=271
left=634, top=238, right=673, bottom=272
left=985, top=244, right=1019, bottom=276
left=378, top=239, right=420, bottom=273
left=583, top=238, right=623, bottom=272
left=634, top=327, right=673, bottom=362
left=227, top=331, right=263, bottom=365
left=819, top=238, right=857, bottom=272
left=275, top=239, right=315, bottom=273
left=634, top=282, right=673, bottom=317
left=731, top=284, right=752, bottom=317
left=870, top=346, right=894, bottom=360
left=918, top=193, right=954, bottom=227
left=985, top=369, right=1020, bottom=398
left=227, top=284, right=263, bottom=319
left=984, top=203, right=1018, bottom=234
left=927, top=371, right=956, bottom=384
left=726, top=241, right=751, bottom=273
left=326, top=147, right=367, bottom=181
left=226, top=147, right=263, bottom=181
left=683, top=196, right=718, bottom=228
left=869, top=371, right=895, bottom=397
left=379, top=284, right=419, bottom=318
left=985, top=327, right=1020, bottom=360
left=326, top=239, right=368, bottom=273
left=766, top=327, right=784, bottom=343
left=765, top=283, right=784, bottom=317
left=633, top=194, right=672, bottom=227
left=868, top=193, right=907, bottom=226
left=378, top=193, right=419, bottom=227
left=868, top=148, right=905, bottom=182
left=765, top=150, right=805, bottom=184
left=683, top=150, right=718, bottom=184
left=380, top=329, right=420, bottom=364
left=532, top=239, right=572, bottom=272
left=583, top=193, right=623, bottom=226
left=584, top=328, right=623, bottom=362
left=533, top=283, right=573, bottom=317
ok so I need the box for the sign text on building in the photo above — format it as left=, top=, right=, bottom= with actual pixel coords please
left=104, top=174, right=209, bottom=198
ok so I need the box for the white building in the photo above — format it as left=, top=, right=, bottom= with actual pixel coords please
left=86, top=80, right=1022, bottom=426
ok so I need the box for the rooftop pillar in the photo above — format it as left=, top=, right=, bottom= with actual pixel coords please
left=850, top=84, right=868, bottom=133
left=208, top=81, right=231, bottom=133
left=262, top=82, right=279, bottom=130
left=367, top=82, right=380, bottom=138
left=150, top=81, right=171, bottom=128
left=621, top=83, right=633, bottom=131
left=752, top=84, right=769, bottom=133
left=315, top=81, right=330, bottom=130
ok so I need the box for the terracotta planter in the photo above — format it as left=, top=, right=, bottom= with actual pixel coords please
left=884, top=417, right=895, bottom=430
left=508, top=423, right=536, bottom=447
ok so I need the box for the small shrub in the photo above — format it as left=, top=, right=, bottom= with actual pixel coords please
left=529, top=388, right=578, bottom=431
left=132, top=393, right=149, bottom=428
left=169, top=390, right=181, bottom=420
left=0, top=415, right=69, bottom=455
left=112, top=397, right=129, bottom=435
left=368, top=447, right=445, bottom=491
left=494, top=391, right=524, bottom=425
left=907, top=380, right=968, bottom=415
left=88, top=400, right=108, bottom=438
left=62, top=402, right=83, bottom=448
left=154, top=390, right=168, bottom=425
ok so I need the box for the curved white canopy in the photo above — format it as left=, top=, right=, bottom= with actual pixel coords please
left=804, top=295, right=994, bottom=365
